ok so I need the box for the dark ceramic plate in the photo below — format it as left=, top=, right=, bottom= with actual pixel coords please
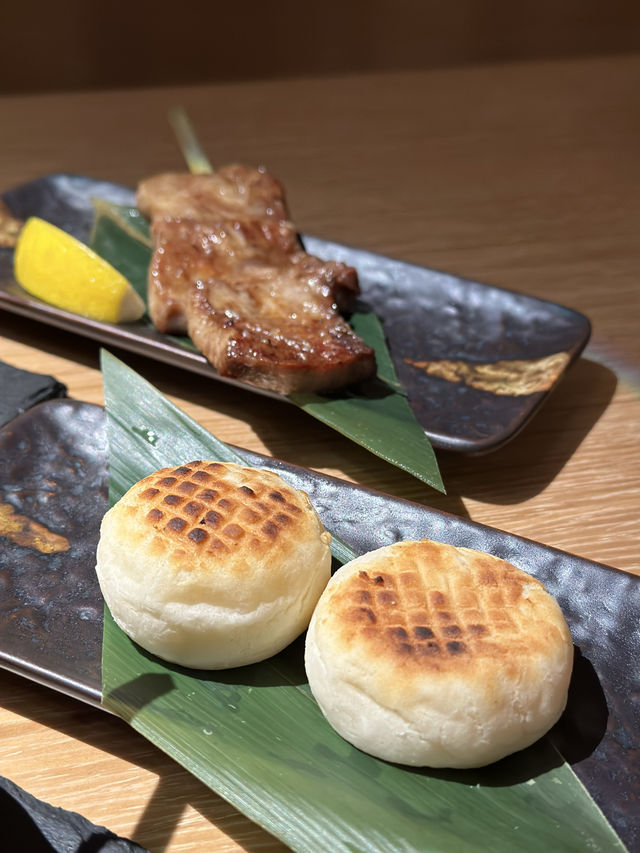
left=0, top=398, right=637, bottom=849
left=0, top=174, right=592, bottom=453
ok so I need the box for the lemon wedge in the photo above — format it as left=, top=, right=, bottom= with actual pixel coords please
left=14, top=217, right=146, bottom=323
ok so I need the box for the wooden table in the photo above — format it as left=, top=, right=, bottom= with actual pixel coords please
left=0, top=54, right=638, bottom=851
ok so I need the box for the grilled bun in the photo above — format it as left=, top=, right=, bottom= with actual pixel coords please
left=96, top=461, right=331, bottom=669
left=305, top=539, right=573, bottom=768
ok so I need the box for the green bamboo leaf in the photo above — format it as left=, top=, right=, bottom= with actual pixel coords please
left=90, top=201, right=444, bottom=490
left=101, top=350, right=354, bottom=564
left=89, top=201, right=198, bottom=353
left=350, top=311, right=405, bottom=393
left=291, top=312, right=444, bottom=492
left=90, top=198, right=152, bottom=245
left=89, top=201, right=150, bottom=304
left=100, top=350, right=625, bottom=853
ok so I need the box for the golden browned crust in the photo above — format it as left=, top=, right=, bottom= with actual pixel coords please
left=97, top=460, right=332, bottom=669
left=319, top=539, right=570, bottom=680
left=305, top=539, right=573, bottom=767
left=113, top=460, right=316, bottom=573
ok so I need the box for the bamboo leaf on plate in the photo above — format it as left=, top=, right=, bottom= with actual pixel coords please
left=89, top=201, right=151, bottom=305
left=89, top=201, right=444, bottom=490
left=100, top=350, right=625, bottom=853
left=101, top=350, right=354, bottom=564
left=290, top=312, right=444, bottom=492
left=89, top=201, right=198, bottom=353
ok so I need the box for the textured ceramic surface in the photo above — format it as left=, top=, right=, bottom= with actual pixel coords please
left=0, top=174, right=591, bottom=453
left=0, top=399, right=108, bottom=702
left=0, top=398, right=637, bottom=848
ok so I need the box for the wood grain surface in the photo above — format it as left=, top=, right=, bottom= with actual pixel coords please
left=0, top=54, right=638, bottom=851
left=4, top=1, right=640, bottom=96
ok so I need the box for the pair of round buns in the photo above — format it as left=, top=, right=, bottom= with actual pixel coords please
left=95, top=460, right=331, bottom=669
left=97, top=463, right=573, bottom=770
left=305, top=538, right=573, bottom=769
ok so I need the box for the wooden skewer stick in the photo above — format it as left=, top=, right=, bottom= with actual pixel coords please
left=168, top=107, right=214, bottom=175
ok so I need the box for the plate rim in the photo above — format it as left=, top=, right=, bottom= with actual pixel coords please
left=0, top=173, right=592, bottom=454
left=0, top=395, right=637, bottom=851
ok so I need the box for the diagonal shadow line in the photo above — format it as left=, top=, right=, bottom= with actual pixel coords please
left=0, top=668, right=284, bottom=853
left=131, top=776, right=186, bottom=853
left=437, top=357, right=618, bottom=504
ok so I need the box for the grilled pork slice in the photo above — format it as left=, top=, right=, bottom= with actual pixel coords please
left=137, top=167, right=376, bottom=394
left=137, top=166, right=290, bottom=224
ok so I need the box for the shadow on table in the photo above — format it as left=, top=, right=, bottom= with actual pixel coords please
left=0, top=309, right=470, bottom=519
left=0, top=670, right=281, bottom=853
left=0, top=632, right=612, bottom=851
left=0, top=311, right=616, bottom=515
left=438, top=357, right=617, bottom=504
left=0, top=775, right=146, bottom=852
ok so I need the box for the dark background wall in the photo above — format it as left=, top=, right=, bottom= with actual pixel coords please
left=3, top=0, right=640, bottom=95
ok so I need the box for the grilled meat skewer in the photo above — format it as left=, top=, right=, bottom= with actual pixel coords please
left=137, top=166, right=376, bottom=394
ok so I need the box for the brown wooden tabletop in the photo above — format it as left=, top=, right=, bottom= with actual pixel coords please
left=0, top=54, right=638, bottom=851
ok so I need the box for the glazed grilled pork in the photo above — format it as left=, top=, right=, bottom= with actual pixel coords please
left=137, top=167, right=376, bottom=394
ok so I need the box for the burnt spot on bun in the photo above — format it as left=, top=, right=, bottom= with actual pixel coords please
left=322, top=538, right=559, bottom=671
left=304, top=538, right=574, bottom=770
left=178, top=480, right=198, bottom=495
left=188, top=527, right=208, bottom=544
left=163, top=494, right=183, bottom=506
left=96, top=457, right=332, bottom=672
left=197, top=489, right=218, bottom=502
left=128, top=460, right=326, bottom=563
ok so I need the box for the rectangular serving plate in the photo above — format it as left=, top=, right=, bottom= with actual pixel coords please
left=0, top=396, right=637, bottom=850
left=0, top=174, right=592, bottom=453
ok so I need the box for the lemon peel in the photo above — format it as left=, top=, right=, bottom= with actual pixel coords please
left=14, top=217, right=145, bottom=323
